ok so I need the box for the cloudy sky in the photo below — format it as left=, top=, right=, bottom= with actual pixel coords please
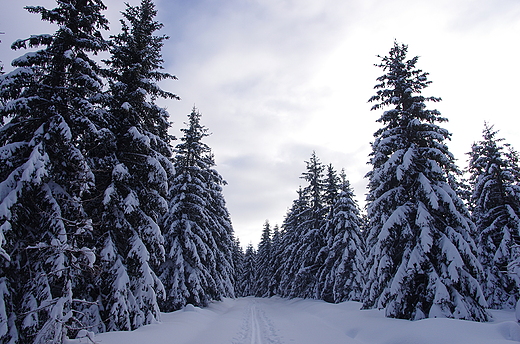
left=1, top=0, right=520, bottom=247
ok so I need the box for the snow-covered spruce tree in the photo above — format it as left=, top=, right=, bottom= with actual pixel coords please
left=322, top=165, right=340, bottom=212
left=231, top=237, right=245, bottom=296
left=467, top=123, right=520, bottom=309
left=276, top=187, right=309, bottom=297
left=0, top=1, right=108, bottom=342
left=362, top=42, right=489, bottom=321
left=85, top=0, right=178, bottom=331
left=159, top=107, right=235, bottom=312
left=316, top=170, right=364, bottom=303
left=268, top=224, right=282, bottom=295
left=240, top=244, right=258, bottom=297
left=313, top=164, right=339, bottom=300
left=204, top=152, right=236, bottom=299
left=285, top=152, right=327, bottom=299
left=256, top=221, right=273, bottom=297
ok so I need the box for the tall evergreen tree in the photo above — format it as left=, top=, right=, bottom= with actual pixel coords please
left=269, top=224, right=282, bottom=295
left=313, top=164, right=339, bottom=300
left=231, top=237, right=245, bottom=296
left=277, top=153, right=328, bottom=299
left=204, top=153, right=236, bottom=299
left=277, top=187, right=309, bottom=297
left=290, top=152, right=327, bottom=298
left=362, top=42, right=489, bottom=321
left=159, top=107, right=235, bottom=312
left=468, top=123, right=520, bottom=309
left=240, top=244, right=257, bottom=297
left=0, top=1, right=108, bottom=342
left=316, top=170, right=364, bottom=303
left=256, top=221, right=273, bottom=297
left=85, top=0, right=178, bottom=331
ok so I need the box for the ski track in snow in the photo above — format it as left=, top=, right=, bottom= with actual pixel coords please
left=233, top=299, right=283, bottom=344
left=249, top=302, right=263, bottom=344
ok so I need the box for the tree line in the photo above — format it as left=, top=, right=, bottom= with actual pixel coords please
left=235, top=42, right=520, bottom=324
left=0, top=1, right=237, bottom=343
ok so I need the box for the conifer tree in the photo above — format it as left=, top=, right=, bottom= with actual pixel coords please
left=231, top=238, right=245, bottom=296
left=277, top=153, right=328, bottom=299
left=240, top=244, right=257, bottom=297
left=363, top=42, right=489, bottom=321
left=468, top=124, right=520, bottom=309
left=159, top=107, right=235, bottom=311
left=204, top=155, right=236, bottom=299
left=289, top=152, right=327, bottom=298
left=0, top=1, right=108, bottom=342
left=322, top=165, right=340, bottom=213
left=256, top=221, right=273, bottom=297
left=85, top=0, right=177, bottom=331
left=317, top=170, right=364, bottom=303
left=313, top=164, right=339, bottom=300
left=277, top=187, right=309, bottom=297
left=269, top=224, right=282, bottom=295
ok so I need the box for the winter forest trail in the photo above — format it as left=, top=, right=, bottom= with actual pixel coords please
left=233, top=299, right=283, bottom=344
left=93, top=297, right=364, bottom=344
left=93, top=297, right=520, bottom=344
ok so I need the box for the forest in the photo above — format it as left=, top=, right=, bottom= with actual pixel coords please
left=0, top=1, right=519, bottom=343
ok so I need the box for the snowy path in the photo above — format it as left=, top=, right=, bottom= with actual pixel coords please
left=246, top=301, right=267, bottom=344
left=233, top=299, right=283, bottom=344
left=91, top=297, right=520, bottom=344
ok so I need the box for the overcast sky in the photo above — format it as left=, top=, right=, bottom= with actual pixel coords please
left=1, top=0, right=520, bottom=247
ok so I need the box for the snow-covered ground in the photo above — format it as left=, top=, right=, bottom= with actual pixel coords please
left=83, top=297, right=520, bottom=344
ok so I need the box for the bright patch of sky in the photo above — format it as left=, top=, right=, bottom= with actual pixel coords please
left=1, top=0, right=519, bottom=247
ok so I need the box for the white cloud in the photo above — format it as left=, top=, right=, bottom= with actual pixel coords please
left=155, top=0, right=520, bottom=246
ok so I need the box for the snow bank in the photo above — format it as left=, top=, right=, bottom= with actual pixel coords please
left=87, top=297, right=520, bottom=344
